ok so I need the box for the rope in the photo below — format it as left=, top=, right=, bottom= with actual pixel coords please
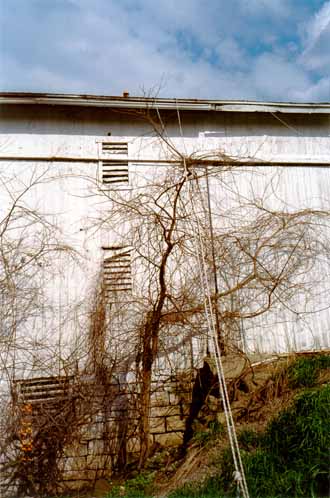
left=191, top=175, right=249, bottom=498
left=179, top=164, right=249, bottom=498
left=175, top=103, right=249, bottom=497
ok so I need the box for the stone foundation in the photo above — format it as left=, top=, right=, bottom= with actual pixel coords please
left=1, top=372, right=193, bottom=495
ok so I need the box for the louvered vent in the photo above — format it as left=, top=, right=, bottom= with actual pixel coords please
left=103, top=247, right=132, bottom=296
left=15, top=376, right=74, bottom=410
left=102, top=142, right=128, bottom=154
left=99, top=141, right=129, bottom=187
left=102, top=161, right=129, bottom=185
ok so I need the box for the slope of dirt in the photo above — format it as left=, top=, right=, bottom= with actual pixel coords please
left=72, top=350, right=330, bottom=498
left=150, top=350, right=330, bottom=498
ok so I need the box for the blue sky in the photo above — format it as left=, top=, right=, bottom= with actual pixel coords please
left=1, top=0, right=330, bottom=101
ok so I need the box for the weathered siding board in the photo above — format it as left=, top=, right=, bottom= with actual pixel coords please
left=0, top=158, right=102, bottom=378
left=0, top=103, right=330, bottom=371
left=209, top=165, right=330, bottom=353
left=1, top=133, right=330, bottom=164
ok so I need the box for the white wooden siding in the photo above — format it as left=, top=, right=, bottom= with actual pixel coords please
left=0, top=107, right=329, bottom=371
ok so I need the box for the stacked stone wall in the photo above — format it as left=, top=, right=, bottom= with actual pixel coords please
left=0, top=373, right=193, bottom=494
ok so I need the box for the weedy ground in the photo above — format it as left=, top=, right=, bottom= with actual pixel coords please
left=46, top=352, right=330, bottom=498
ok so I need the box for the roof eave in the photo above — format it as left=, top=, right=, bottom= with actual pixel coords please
left=0, top=93, right=330, bottom=114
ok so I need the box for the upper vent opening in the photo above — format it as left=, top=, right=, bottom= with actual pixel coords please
left=102, top=142, right=128, bottom=154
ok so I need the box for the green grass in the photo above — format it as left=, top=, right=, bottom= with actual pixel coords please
left=106, top=471, right=155, bottom=498
left=287, top=354, right=330, bottom=388
left=171, top=383, right=330, bottom=498
left=256, top=385, right=330, bottom=497
left=237, top=428, right=262, bottom=451
left=109, top=356, right=330, bottom=498
left=192, top=419, right=224, bottom=447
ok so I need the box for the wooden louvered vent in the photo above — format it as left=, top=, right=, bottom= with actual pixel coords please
left=15, top=376, right=74, bottom=410
left=103, top=247, right=132, bottom=296
left=100, top=141, right=129, bottom=187
left=102, top=161, right=129, bottom=185
left=102, top=142, right=128, bottom=154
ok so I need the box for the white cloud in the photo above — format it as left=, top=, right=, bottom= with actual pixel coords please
left=299, top=1, right=330, bottom=88
left=303, top=0, right=330, bottom=52
left=0, top=0, right=329, bottom=102
left=253, top=53, right=312, bottom=101
left=215, top=37, right=248, bottom=68
left=240, top=0, right=290, bottom=17
left=291, top=76, right=330, bottom=102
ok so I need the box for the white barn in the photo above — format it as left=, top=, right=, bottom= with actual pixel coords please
left=1, top=93, right=330, bottom=381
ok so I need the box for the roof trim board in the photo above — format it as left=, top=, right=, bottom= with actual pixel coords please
left=0, top=92, right=330, bottom=114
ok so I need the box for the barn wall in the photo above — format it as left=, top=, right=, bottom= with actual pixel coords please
left=0, top=104, right=329, bottom=370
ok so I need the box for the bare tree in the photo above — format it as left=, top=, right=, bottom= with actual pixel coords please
left=0, top=165, right=80, bottom=495
left=93, top=111, right=330, bottom=466
left=2, top=109, right=330, bottom=482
